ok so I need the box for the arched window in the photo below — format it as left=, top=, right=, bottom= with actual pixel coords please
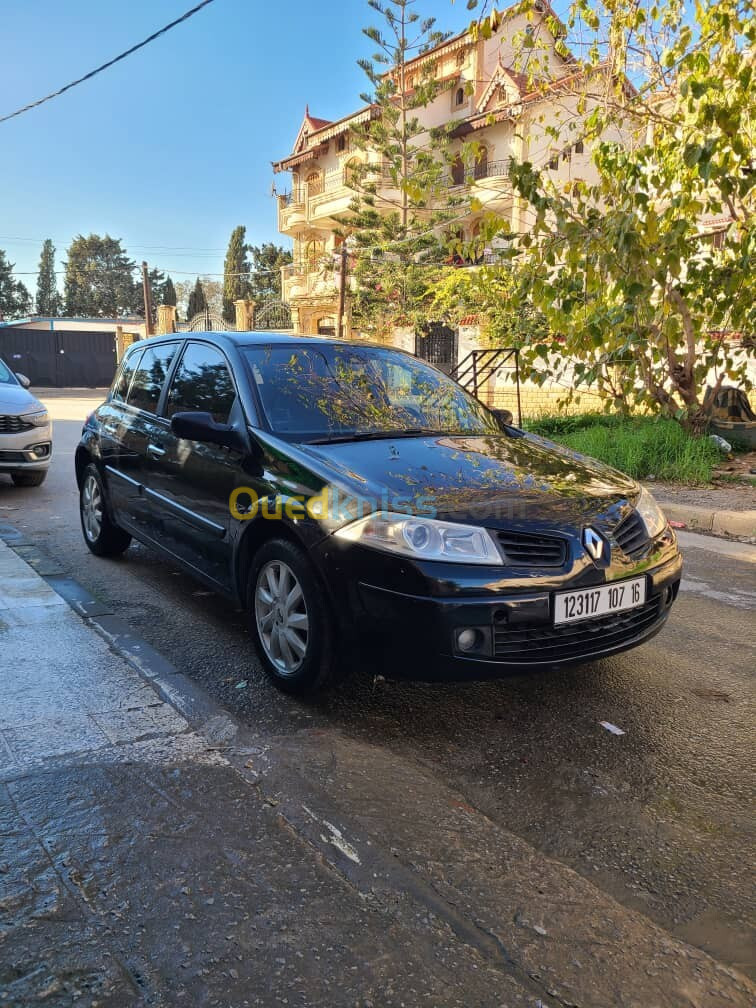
left=306, top=170, right=324, bottom=197
left=451, top=152, right=465, bottom=186
left=474, top=145, right=488, bottom=181
left=454, top=86, right=465, bottom=107
left=304, top=240, right=324, bottom=269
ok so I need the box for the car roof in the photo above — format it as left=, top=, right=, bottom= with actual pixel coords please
left=128, top=331, right=408, bottom=354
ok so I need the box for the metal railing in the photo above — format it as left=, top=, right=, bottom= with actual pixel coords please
left=450, top=347, right=522, bottom=425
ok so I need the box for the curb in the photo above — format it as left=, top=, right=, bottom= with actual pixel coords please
left=0, top=520, right=243, bottom=742
left=655, top=499, right=756, bottom=541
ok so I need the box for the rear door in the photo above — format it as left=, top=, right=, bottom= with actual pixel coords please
left=100, top=341, right=180, bottom=536
left=143, top=340, right=244, bottom=588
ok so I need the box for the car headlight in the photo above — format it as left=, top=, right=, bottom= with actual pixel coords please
left=20, top=410, right=49, bottom=427
left=636, top=487, right=667, bottom=538
left=333, top=511, right=503, bottom=565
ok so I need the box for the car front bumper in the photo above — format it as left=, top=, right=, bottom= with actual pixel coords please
left=0, top=424, right=53, bottom=472
left=316, top=535, right=683, bottom=680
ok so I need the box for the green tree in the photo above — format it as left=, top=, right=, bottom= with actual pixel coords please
left=63, top=235, right=140, bottom=318
left=186, top=277, right=208, bottom=320
left=248, top=243, right=293, bottom=303
left=430, top=262, right=550, bottom=348
left=35, top=239, right=61, bottom=315
left=222, top=225, right=251, bottom=324
left=341, top=0, right=461, bottom=339
left=0, top=250, right=31, bottom=320
left=464, top=0, right=755, bottom=430
left=162, top=276, right=177, bottom=308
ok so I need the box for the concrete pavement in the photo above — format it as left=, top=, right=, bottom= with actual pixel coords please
left=1, top=537, right=754, bottom=1006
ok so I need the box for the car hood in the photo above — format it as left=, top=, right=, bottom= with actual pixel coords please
left=0, top=384, right=41, bottom=413
left=298, top=432, right=638, bottom=528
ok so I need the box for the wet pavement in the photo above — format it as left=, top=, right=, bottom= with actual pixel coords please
left=0, top=390, right=753, bottom=1005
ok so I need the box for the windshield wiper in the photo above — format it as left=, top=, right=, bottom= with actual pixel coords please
left=306, top=428, right=445, bottom=445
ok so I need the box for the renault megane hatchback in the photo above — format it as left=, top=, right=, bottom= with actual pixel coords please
left=76, top=332, right=681, bottom=694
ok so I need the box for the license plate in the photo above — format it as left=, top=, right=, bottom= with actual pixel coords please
left=554, top=577, right=647, bottom=625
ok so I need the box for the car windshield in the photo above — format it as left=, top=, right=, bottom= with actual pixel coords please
left=243, top=344, right=501, bottom=442
left=0, top=358, right=18, bottom=385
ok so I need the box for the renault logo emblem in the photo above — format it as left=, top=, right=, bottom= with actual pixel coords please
left=583, top=527, right=605, bottom=561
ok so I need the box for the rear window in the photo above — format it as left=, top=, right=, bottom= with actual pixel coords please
left=111, top=349, right=143, bottom=402
left=126, top=343, right=179, bottom=414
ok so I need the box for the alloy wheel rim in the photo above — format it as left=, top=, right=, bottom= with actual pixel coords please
left=82, top=474, right=103, bottom=543
left=254, top=560, right=309, bottom=676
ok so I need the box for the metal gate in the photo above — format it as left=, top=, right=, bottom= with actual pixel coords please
left=185, top=310, right=234, bottom=332
left=255, top=301, right=293, bottom=331
left=415, top=323, right=458, bottom=373
left=0, top=327, right=117, bottom=387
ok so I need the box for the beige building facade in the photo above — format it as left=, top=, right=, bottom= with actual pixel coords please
left=272, top=2, right=616, bottom=351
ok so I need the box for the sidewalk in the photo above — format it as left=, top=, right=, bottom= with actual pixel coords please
left=0, top=537, right=753, bottom=1007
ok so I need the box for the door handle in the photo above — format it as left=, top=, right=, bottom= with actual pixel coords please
left=147, top=443, right=166, bottom=459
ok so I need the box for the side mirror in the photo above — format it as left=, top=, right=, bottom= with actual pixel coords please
left=15, top=373, right=31, bottom=389
left=171, top=411, right=247, bottom=452
left=492, top=408, right=514, bottom=429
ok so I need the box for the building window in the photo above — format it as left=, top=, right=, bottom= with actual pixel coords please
left=336, top=134, right=348, bottom=154
left=306, top=170, right=324, bottom=197
left=574, top=140, right=584, bottom=154
left=455, top=87, right=465, bottom=107
left=456, top=50, right=465, bottom=67
left=451, top=153, right=465, bottom=186
left=548, top=156, right=558, bottom=170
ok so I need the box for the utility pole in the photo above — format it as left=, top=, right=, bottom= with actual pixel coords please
left=336, top=241, right=348, bottom=340
left=141, top=261, right=154, bottom=337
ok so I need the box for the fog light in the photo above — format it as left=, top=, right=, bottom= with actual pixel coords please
left=456, top=628, right=479, bottom=653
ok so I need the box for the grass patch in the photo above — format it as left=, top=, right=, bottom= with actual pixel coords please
left=524, top=413, right=720, bottom=484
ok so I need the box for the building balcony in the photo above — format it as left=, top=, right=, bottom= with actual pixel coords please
left=278, top=159, right=512, bottom=233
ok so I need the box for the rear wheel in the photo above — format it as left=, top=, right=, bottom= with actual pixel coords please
left=248, top=538, right=334, bottom=695
left=80, top=463, right=131, bottom=557
left=11, top=470, right=47, bottom=487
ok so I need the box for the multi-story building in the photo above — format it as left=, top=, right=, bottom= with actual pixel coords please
left=272, top=2, right=614, bottom=353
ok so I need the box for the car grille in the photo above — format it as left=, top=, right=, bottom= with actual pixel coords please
left=496, top=529, right=567, bottom=567
left=0, top=415, right=33, bottom=434
left=492, top=598, right=662, bottom=663
left=0, top=450, right=28, bottom=463
left=613, top=509, right=649, bottom=557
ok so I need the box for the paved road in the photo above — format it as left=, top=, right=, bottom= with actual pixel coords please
left=4, top=391, right=754, bottom=980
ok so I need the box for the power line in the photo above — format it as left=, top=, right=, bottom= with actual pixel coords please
left=0, top=0, right=218, bottom=125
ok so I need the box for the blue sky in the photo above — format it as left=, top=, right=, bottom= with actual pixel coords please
left=0, top=0, right=475, bottom=291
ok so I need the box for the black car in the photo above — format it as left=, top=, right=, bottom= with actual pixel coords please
left=76, top=332, right=682, bottom=694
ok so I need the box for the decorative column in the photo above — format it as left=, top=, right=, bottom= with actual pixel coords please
left=234, top=299, right=256, bottom=331
left=156, top=304, right=177, bottom=334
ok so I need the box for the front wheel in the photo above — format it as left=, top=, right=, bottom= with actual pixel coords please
left=11, top=470, right=47, bottom=487
left=248, top=539, right=334, bottom=695
left=80, top=463, right=131, bottom=557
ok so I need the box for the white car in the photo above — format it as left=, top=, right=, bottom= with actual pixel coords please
left=0, top=355, right=52, bottom=487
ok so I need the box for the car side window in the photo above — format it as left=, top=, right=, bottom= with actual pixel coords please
left=165, top=342, right=236, bottom=425
left=126, top=343, right=179, bottom=414
left=111, top=349, right=143, bottom=403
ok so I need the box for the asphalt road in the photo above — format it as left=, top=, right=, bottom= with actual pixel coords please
left=3, top=391, right=754, bottom=979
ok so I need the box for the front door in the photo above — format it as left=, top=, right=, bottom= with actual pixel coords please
left=144, top=340, right=242, bottom=589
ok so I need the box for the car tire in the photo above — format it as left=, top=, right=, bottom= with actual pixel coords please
left=80, top=463, right=131, bottom=557
left=248, top=538, right=334, bottom=695
left=11, top=470, right=47, bottom=487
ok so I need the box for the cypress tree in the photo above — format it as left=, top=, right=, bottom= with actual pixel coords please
left=222, top=225, right=251, bottom=323
left=35, top=239, right=61, bottom=315
left=186, top=277, right=207, bottom=320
